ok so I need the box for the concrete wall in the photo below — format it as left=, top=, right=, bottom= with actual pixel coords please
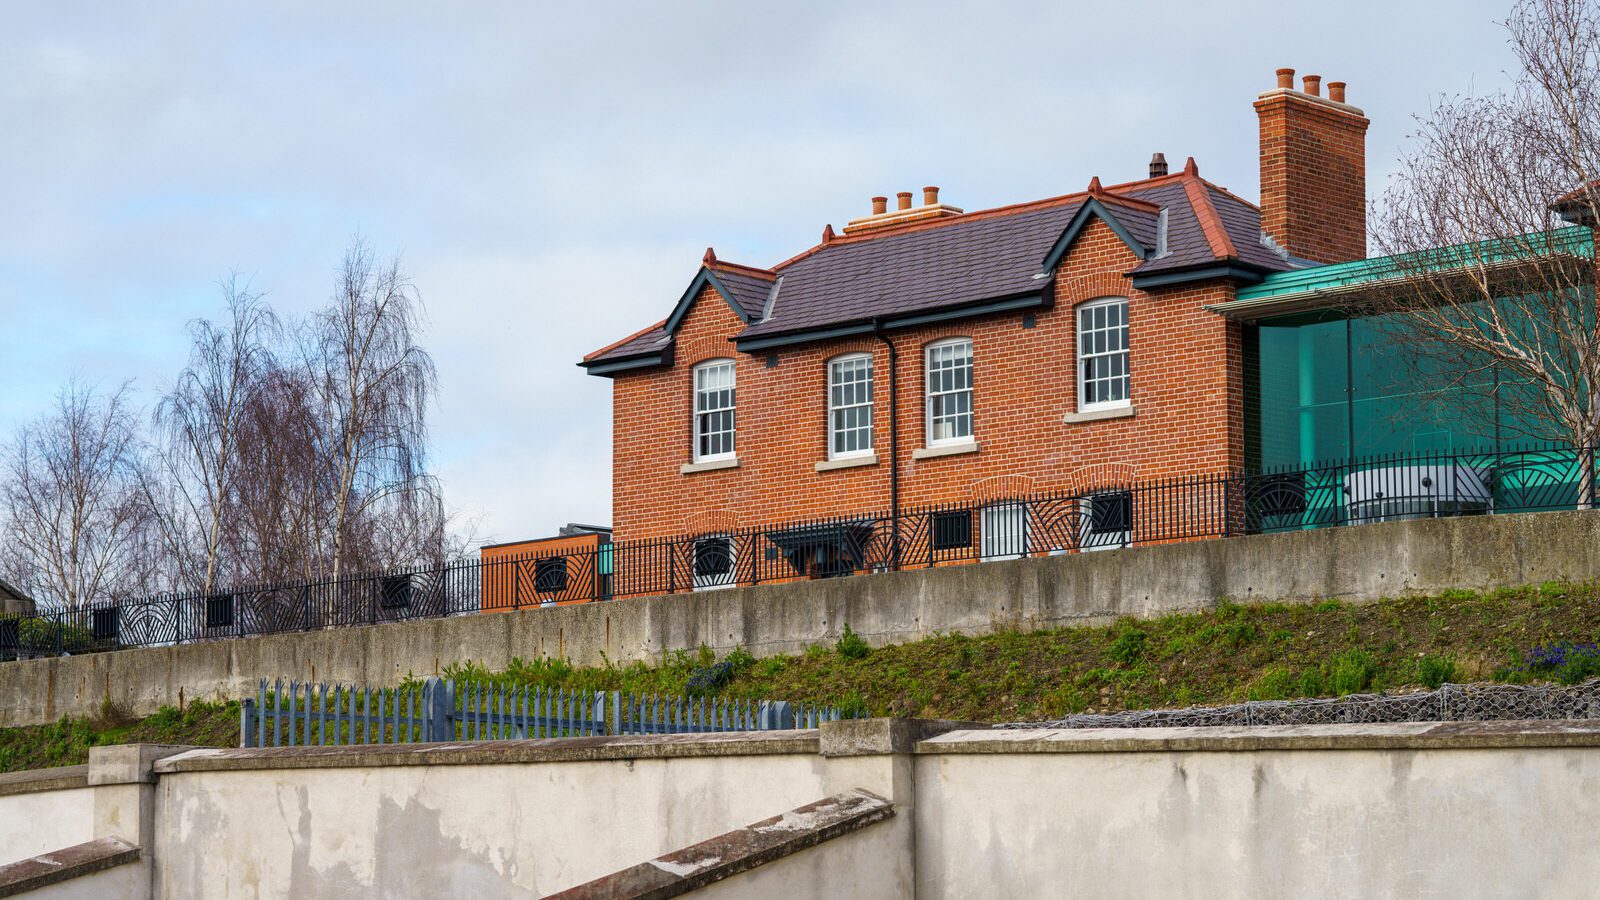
left=0, top=773, right=96, bottom=865
left=150, top=740, right=907, bottom=898
left=6, top=509, right=1600, bottom=726
left=7, top=719, right=1600, bottom=898
left=917, top=730, right=1600, bottom=898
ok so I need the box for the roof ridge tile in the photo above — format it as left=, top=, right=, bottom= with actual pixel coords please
left=1182, top=174, right=1238, bottom=260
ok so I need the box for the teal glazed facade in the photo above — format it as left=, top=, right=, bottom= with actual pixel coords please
left=1247, top=312, right=1503, bottom=469
left=1218, top=234, right=1595, bottom=529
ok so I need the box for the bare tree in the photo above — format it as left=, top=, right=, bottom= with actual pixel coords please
left=142, top=277, right=280, bottom=594
left=222, top=365, right=326, bottom=585
left=1372, top=0, right=1600, bottom=479
left=300, top=238, right=441, bottom=579
left=0, top=382, right=146, bottom=610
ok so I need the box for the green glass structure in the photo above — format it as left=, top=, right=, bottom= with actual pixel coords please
left=1224, top=232, right=1594, bottom=527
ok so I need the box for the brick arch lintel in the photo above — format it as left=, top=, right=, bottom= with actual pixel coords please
left=970, top=474, right=1038, bottom=505
left=1060, top=462, right=1141, bottom=494
left=678, top=335, right=738, bottom=369
left=1057, top=272, right=1136, bottom=307
left=683, top=509, right=739, bottom=536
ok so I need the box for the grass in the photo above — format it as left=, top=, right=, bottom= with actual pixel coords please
left=0, top=699, right=238, bottom=774
left=7, top=579, right=1600, bottom=773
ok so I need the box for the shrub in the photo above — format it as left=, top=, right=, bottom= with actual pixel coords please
left=1247, top=667, right=1296, bottom=702
left=1327, top=649, right=1379, bottom=695
left=1107, top=624, right=1147, bottom=666
left=836, top=624, right=870, bottom=660
left=835, top=689, right=871, bottom=719
left=1417, top=654, right=1457, bottom=689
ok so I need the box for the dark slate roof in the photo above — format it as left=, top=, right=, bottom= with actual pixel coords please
left=710, top=267, right=775, bottom=320
left=583, top=321, right=669, bottom=365
left=1207, top=187, right=1296, bottom=270
left=584, top=169, right=1307, bottom=367
left=739, top=199, right=1084, bottom=340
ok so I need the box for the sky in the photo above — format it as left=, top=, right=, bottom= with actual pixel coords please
left=0, top=0, right=1522, bottom=546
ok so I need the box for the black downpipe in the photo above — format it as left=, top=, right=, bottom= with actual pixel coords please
left=873, top=319, right=901, bottom=569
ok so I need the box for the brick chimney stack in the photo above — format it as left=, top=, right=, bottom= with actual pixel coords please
left=1255, top=67, right=1370, bottom=264
left=843, top=187, right=964, bottom=234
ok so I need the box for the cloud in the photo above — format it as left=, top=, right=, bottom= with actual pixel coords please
left=0, top=0, right=1520, bottom=543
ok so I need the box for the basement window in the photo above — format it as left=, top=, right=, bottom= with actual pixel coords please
left=930, top=510, right=973, bottom=551
left=205, top=594, right=235, bottom=629
left=692, top=535, right=737, bottom=591
left=981, top=502, right=1026, bottom=561
left=1081, top=491, right=1133, bottom=552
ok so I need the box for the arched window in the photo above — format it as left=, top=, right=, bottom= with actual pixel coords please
left=827, top=352, right=874, bottom=459
left=692, top=359, right=736, bottom=462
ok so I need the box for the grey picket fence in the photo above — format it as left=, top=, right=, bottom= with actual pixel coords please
left=240, top=677, right=853, bottom=747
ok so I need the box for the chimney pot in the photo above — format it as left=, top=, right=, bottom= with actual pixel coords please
left=1149, top=153, right=1168, bottom=178
left=1302, top=74, right=1322, bottom=97
left=923, top=186, right=939, bottom=206
left=1327, top=81, right=1347, bottom=103
left=1276, top=67, right=1295, bottom=89
left=871, top=196, right=887, bottom=215
left=897, top=191, right=913, bottom=211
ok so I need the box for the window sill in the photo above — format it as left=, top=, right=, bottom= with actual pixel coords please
left=1063, top=404, right=1135, bottom=424
left=816, top=453, right=878, bottom=472
left=680, top=457, right=739, bottom=475
left=912, top=441, right=980, bottom=460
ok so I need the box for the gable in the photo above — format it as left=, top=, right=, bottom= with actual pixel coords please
left=664, top=268, right=765, bottom=335
left=1039, top=197, right=1156, bottom=273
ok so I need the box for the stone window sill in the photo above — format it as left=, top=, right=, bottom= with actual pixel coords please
left=912, top=441, right=980, bottom=461
left=816, top=453, right=878, bottom=472
left=681, top=457, right=739, bottom=475
left=1063, top=404, right=1136, bottom=424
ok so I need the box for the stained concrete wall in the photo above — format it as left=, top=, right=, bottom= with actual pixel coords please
left=148, top=736, right=912, bottom=899
left=7, top=720, right=1600, bottom=899
left=6, top=509, right=1600, bottom=726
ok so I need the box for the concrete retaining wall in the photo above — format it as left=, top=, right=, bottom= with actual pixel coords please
left=6, top=509, right=1600, bottom=727
left=7, top=720, right=1600, bottom=898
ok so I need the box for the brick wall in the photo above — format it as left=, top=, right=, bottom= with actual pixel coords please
left=480, top=533, right=607, bottom=611
left=1255, top=89, right=1369, bottom=264
left=610, top=219, right=1241, bottom=543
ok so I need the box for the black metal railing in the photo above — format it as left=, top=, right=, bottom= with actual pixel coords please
left=2, top=442, right=1594, bottom=660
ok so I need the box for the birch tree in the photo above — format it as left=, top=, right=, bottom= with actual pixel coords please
left=1371, top=0, right=1600, bottom=467
left=0, top=382, right=145, bottom=609
left=143, top=278, right=279, bottom=593
left=301, top=239, right=440, bottom=579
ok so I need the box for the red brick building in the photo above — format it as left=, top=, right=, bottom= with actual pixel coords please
left=581, top=69, right=1369, bottom=572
